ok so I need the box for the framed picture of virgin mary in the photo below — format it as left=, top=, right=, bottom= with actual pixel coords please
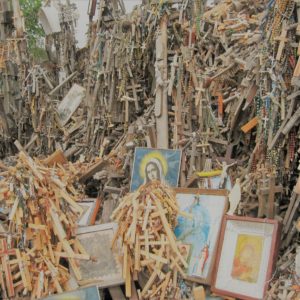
left=130, top=147, right=182, bottom=191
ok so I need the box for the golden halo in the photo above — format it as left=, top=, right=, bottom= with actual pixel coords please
left=139, top=151, right=168, bottom=179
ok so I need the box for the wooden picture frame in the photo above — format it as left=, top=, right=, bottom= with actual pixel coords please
left=41, top=286, right=101, bottom=300
left=174, top=188, right=228, bottom=285
left=74, top=223, right=124, bottom=288
left=212, top=215, right=281, bottom=300
left=77, top=198, right=101, bottom=226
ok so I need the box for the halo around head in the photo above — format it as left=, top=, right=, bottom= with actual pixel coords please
left=139, top=151, right=168, bottom=179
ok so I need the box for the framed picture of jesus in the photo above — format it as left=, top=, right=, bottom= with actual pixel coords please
left=173, top=188, right=228, bottom=285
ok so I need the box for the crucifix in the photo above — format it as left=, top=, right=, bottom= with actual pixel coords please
left=274, top=21, right=288, bottom=61
left=218, top=161, right=236, bottom=189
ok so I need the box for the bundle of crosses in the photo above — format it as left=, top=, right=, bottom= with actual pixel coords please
left=0, top=149, right=89, bottom=299
left=111, top=181, right=191, bottom=299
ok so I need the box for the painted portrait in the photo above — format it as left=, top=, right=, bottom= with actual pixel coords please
left=231, top=234, right=263, bottom=283
left=130, top=147, right=182, bottom=191
left=174, top=189, right=227, bottom=283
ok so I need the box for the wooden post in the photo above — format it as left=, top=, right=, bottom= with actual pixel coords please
left=155, top=14, right=168, bottom=149
left=174, top=57, right=183, bottom=149
left=11, top=0, right=23, bottom=37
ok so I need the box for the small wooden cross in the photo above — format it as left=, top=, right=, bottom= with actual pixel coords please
left=261, top=115, right=269, bottom=128
left=274, top=21, right=288, bottom=61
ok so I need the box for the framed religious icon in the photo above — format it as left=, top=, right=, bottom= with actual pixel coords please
left=74, top=223, right=124, bottom=288
left=174, top=188, right=228, bottom=284
left=212, top=216, right=281, bottom=300
left=130, top=147, right=182, bottom=191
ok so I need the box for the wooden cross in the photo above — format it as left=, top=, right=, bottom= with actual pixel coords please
left=120, top=95, right=135, bottom=125
left=257, top=174, right=282, bottom=218
left=274, top=21, right=288, bottom=61
left=0, top=239, right=16, bottom=298
left=126, top=80, right=141, bottom=111
left=267, top=175, right=283, bottom=218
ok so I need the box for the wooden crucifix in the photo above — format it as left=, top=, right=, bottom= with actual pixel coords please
left=274, top=21, right=288, bottom=61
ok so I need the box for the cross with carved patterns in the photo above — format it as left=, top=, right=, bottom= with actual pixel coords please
left=0, top=239, right=16, bottom=298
